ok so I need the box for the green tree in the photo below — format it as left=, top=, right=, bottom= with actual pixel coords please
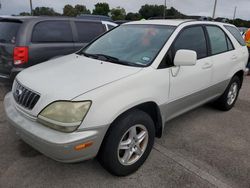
left=63, top=4, right=91, bottom=17
left=63, top=4, right=76, bottom=17
left=166, top=7, right=183, bottom=17
left=230, top=18, right=250, bottom=28
left=110, top=7, right=126, bottom=20
left=126, top=12, right=141, bottom=21
left=139, top=4, right=166, bottom=19
left=92, top=3, right=110, bottom=16
left=19, top=12, right=31, bottom=16
left=75, top=4, right=91, bottom=15
left=33, top=7, right=60, bottom=16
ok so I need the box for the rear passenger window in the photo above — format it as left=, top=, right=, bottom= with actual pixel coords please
left=32, top=21, right=73, bottom=43
left=206, top=26, right=229, bottom=55
left=226, top=37, right=234, bottom=51
left=174, top=26, right=207, bottom=59
left=75, top=22, right=105, bottom=43
left=224, top=25, right=246, bottom=46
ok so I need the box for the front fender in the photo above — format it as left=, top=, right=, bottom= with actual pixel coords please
left=75, top=67, right=170, bottom=130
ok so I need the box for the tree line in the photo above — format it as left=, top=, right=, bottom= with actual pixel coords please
left=19, top=3, right=250, bottom=27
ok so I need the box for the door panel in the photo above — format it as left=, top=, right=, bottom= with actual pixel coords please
left=29, top=43, right=75, bottom=67
left=165, top=25, right=213, bottom=119
left=167, top=57, right=212, bottom=120
left=29, top=20, right=75, bottom=66
left=210, top=51, right=235, bottom=84
left=169, top=58, right=212, bottom=101
left=205, top=25, right=236, bottom=85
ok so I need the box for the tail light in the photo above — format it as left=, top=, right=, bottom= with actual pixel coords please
left=13, top=47, right=29, bottom=65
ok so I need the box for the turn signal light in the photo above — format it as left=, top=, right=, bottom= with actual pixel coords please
left=74, top=142, right=93, bottom=151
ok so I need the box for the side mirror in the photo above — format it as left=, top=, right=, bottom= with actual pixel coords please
left=174, top=50, right=197, bottom=66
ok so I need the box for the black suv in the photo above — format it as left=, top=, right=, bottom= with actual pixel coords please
left=0, top=16, right=116, bottom=80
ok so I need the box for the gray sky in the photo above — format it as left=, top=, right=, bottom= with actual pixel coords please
left=0, top=0, right=249, bottom=20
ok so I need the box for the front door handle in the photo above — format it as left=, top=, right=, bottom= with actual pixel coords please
left=202, top=62, right=213, bottom=69
left=231, top=55, right=238, bottom=61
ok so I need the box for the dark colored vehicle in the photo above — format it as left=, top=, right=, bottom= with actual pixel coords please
left=0, top=16, right=116, bottom=81
left=114, top=20, right=130, bottom=25
left=77, top=14, right=113, bottom=22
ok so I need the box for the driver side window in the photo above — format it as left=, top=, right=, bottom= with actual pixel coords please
left=173, top=26, right=208, bottom=59
left=159, top=26, right=208, bottom=69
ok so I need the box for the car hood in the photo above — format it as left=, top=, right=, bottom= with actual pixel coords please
left=16, top=54, right=142, bottom=102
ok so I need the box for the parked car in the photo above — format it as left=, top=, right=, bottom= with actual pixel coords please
left=0, top=16, right=117, bottom=81
left=4, top=20, right=249, bottom=176
left=77, top=14, right=113, bottom=22
left=76, top=14, right=117, bottom=30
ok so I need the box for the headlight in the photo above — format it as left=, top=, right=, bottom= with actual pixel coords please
left=37, top=101, right=91, bottom=133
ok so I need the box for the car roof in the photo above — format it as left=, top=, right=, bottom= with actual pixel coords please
left=0, top=16, right=103, bottom=23
left=124, top=19, right=235, bottom=28
left=124, top=19, right=193, bottom=26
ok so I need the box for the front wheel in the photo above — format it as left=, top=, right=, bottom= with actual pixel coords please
left=98, top=110, right=155, bottom=176
left=214, top=76, right=241, bottom=111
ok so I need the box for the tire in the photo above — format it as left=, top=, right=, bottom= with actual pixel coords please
left=98, top=110, right=155, bottom=176
left=214, top=76, right=241, bottom=111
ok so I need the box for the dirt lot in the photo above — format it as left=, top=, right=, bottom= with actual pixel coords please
left=0, top=77, right=249, bottom=188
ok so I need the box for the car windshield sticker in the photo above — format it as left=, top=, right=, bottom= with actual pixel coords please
left=142, top=56, right=151, bottom=62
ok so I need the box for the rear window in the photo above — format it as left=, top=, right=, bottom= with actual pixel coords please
left=75, top=21, right=105, bottom=43
left=32, top=21, right=73, bottom=43
left=224, top=25, right=246, bottom=46
left=0, top=21, right=21, bottom=44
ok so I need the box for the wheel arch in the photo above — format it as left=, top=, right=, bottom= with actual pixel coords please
left=233, top=70, right=244, bottom=88
left=105, top=101, right=163, bottom=139
left=134, top=102, right=163, bottom=138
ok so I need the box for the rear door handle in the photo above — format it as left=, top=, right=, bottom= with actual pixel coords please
left=202, top=62, right=213, bottom=69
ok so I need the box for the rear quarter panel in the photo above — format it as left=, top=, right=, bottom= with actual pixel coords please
left=222, top=25, right=249, bottom=79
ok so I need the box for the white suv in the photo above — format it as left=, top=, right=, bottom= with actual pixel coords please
left=4, top=20, right=249, bottom=176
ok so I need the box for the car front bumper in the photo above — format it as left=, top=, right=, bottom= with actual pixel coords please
left=4, top=92, right=108, bottom=163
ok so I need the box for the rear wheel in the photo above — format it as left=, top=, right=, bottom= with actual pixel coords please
left=214, top=76, right=241, bottom=111
left=98, top=110, right=155, bottom=176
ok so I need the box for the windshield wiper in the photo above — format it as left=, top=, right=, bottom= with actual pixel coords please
left=94, top=54, right=119, bottom=62
left=78, top=52, right=145, bottom=67
left=93, top=54, right=145, bottom=67
left=79, top=51, right=99, bottom=59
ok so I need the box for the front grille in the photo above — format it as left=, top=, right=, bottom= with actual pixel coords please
left=13, top=81, right=40, bottom=110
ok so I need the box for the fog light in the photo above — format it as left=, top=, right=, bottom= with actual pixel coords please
left=74, top=142, right=93, bottom=151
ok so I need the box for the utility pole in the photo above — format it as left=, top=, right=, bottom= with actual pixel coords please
left=212, top=0, right=218, bottom=19
left=163, top=0, right=166, bottom=19
left=29, top=0, right=33, bottom=15
left=233, top=6, right=237, bottom=20
left=0, top=0, right=2, bottom=10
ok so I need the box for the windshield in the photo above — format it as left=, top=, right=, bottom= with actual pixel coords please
left=80, top=24, right=176, bottom=67
left=0, top=21, right=21, bottom=44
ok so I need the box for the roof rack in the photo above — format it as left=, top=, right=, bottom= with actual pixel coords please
left=148, top=16, right=213, bottom=21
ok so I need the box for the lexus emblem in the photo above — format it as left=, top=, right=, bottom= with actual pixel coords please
left=15, top=89, right=23, bottom=97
